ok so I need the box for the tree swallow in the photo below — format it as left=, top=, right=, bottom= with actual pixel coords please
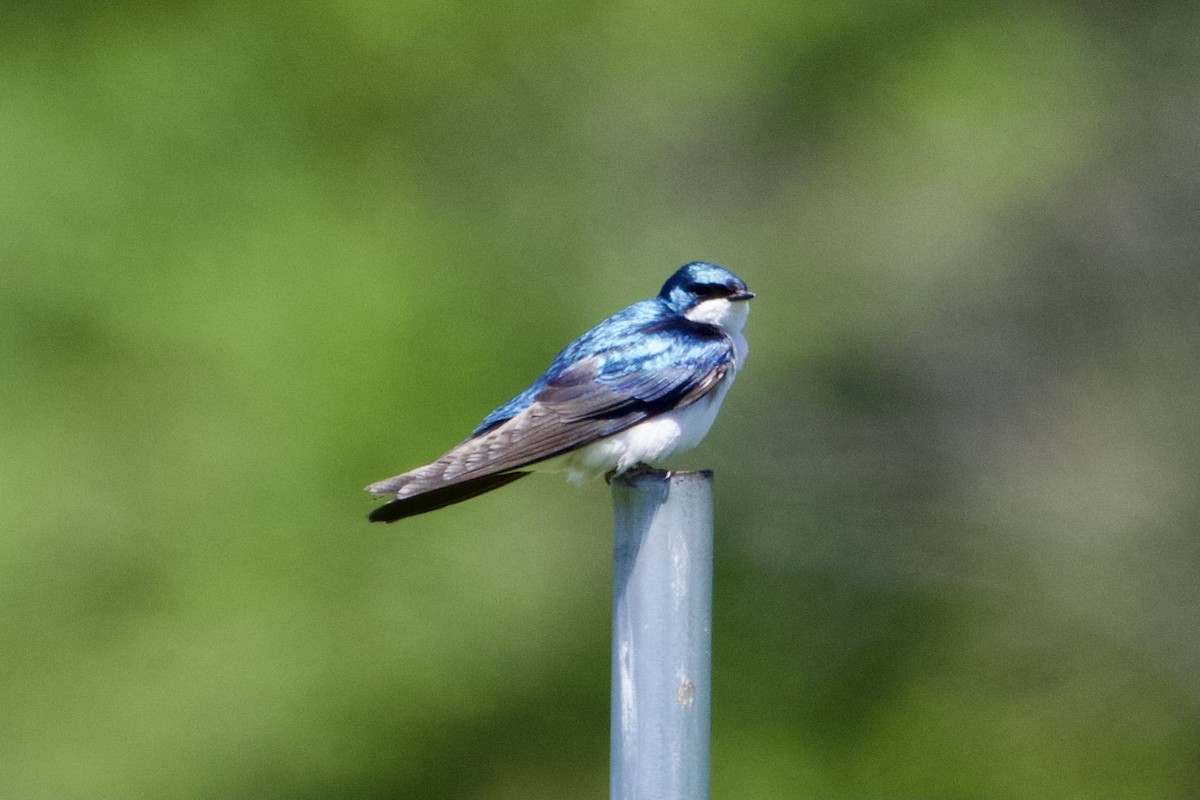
left=365, top=261, right=754, bottom=522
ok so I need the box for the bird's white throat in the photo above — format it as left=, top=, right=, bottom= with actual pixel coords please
left=684, top=297, right=749, bottom=333
left=685, top=297, right=750, bottom=370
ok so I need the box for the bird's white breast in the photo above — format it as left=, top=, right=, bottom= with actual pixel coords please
left=554, top=375, right=734, bottom=481
left=548, top=298, right=750, bottom=482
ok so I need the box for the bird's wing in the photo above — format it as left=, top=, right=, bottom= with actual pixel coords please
left=365, top=327, right=734, bottom=506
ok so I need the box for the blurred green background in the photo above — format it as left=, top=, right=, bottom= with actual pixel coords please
left=3, top=1, right=1199, bottom=796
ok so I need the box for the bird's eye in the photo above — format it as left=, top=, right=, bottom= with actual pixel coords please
left=695, top=283, right=728, bottom=299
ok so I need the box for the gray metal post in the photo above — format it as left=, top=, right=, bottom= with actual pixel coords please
left=610, top=469, right=713, bottom=800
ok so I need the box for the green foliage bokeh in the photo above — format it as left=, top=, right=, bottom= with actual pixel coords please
left=3, top=1, right=1199, bottom=796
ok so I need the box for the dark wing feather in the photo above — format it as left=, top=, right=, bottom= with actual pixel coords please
left=367, top=471, right=531, bottom=522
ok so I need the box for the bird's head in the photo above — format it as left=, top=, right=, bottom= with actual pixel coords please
left=658, top=261, right=755, bottom=332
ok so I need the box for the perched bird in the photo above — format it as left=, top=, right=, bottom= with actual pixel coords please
left=365, top=261, right=754, bottom=522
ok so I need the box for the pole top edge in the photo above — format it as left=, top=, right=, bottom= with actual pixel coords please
left=612, top=467, right=714, bottom=488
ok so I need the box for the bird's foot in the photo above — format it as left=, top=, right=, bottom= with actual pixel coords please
left=606, top=462, right=668, bottom=484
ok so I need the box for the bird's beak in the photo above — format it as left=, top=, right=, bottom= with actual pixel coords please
left=730, top=290, right=756, bottom=302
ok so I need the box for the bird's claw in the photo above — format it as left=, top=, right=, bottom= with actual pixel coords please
left=606, top=462, right=668, bottom=484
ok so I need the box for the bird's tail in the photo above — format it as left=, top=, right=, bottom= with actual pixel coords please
left=365, top=470, right=531, bottom=523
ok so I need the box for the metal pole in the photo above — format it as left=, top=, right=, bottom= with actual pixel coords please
left=610, top=469, right=713, bottom=800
